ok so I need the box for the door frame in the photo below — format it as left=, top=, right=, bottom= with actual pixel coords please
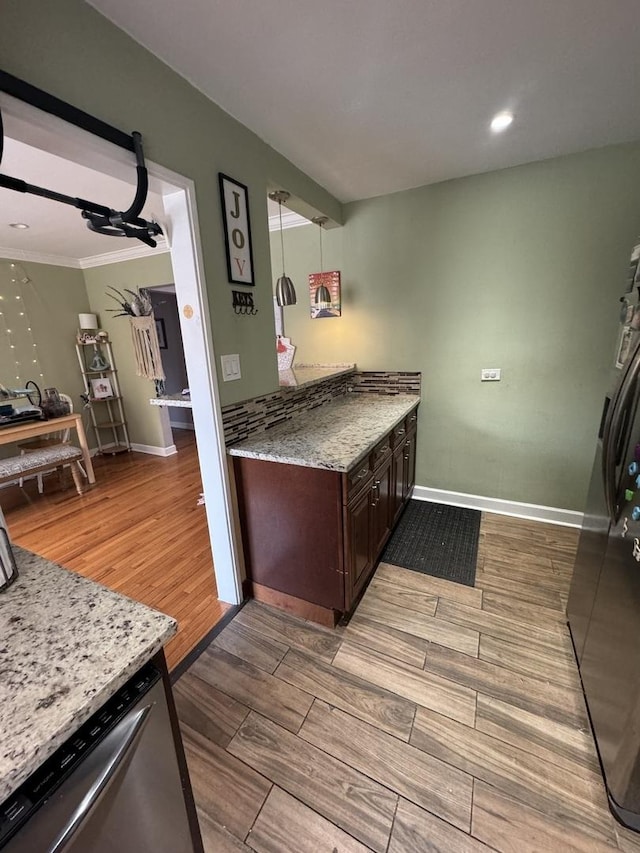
left=0, top=92, right=243, bottom=605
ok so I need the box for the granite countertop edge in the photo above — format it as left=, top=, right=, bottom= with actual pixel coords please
left=0, top=548, right=177, bottom=803
left=228, top=393, right=420, bottom=472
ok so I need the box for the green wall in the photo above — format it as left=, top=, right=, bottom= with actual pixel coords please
left=1, top=0, right=342, bottom=407
left=272, top=142, right=640, bottom=511
left=0, top=257, right=89, bottom=415
left=83, top=253, right=175, bottom=448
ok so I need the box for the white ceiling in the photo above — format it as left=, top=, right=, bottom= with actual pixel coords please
left=0, top=136, right=166, bottom=265
left=88, top=0, right=640, bottom=202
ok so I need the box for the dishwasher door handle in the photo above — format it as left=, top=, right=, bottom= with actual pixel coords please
left=47, top=703, right=153, bottom=853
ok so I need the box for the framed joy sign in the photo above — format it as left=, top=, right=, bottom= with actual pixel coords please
left=219, top=173, right=255, bottom=286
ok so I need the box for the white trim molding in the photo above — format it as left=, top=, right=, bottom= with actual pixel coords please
left=0, top=246, right=82, bottom=269
left=130, top=442, right=177, bottom=457
left=412, top=485, right=583, bottom=528
left=268, top=210, right=311, bottom=231
left=0, top=240, right=170, bottom=270
left=79, top=240, right=170, bottom=269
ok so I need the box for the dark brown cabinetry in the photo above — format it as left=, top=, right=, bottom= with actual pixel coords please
left=345, top=481, right=374, bottom=607
left=234, top=405, right=418, bottom=626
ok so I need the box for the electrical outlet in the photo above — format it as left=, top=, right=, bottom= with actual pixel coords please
left=221, top=353, right=241, bottom=381
left=481, top=368, right=501, bottom=381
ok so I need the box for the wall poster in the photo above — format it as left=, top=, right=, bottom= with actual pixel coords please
left=219, top=173, right=254, bottom=285
left=309, top=270, right=341, bottom=319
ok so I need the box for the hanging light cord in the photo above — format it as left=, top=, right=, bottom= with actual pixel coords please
left=279, top=202, right=286, bottom=275
left=319, top=221, right=324, bottom=275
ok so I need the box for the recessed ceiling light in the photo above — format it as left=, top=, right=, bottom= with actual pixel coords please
left=490, top=111, right=514, bottom=133
left=9, top=222, right=29, bottom=229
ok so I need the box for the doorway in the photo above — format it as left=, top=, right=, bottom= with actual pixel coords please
left=0, top=91, right=243, bottom=664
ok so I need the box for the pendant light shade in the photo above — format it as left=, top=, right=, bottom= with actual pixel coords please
left=276, top=275, right=297, bottom=306
left=314, top=284, right=331, bottom=306
left=269, top=190, right=297, bottom=306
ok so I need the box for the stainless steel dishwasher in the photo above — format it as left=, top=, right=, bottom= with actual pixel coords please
left=0, top=662, right=198, bottom=852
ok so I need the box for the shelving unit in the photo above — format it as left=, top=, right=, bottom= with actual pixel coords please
left=75, top=338, right=131, bottom=455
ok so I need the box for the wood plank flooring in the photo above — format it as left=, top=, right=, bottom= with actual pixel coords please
left=174, top=511, right=640, bottom=852
left=1, top=430, right=228, bottom=670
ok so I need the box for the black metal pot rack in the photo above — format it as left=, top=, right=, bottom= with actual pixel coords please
left=0, top=70, right=163, bottom=248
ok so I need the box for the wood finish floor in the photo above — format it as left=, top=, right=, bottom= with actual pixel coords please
left=2, top=430, right=227, bottom=670
left=175, top=512, right=640, bottom=853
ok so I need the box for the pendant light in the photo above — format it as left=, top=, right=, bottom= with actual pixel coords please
left=312, top=216, right=331, bottom=308
left=269, top=190, right=297, bottom=306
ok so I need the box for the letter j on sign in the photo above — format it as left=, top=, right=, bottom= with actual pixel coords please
left=219, top=173, right=255, bottom=286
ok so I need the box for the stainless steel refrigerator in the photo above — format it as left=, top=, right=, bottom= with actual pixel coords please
left=568, top=238, right=640, bottom=832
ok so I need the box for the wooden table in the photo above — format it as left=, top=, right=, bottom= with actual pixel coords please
left=0, top=414, right=96, bottom=485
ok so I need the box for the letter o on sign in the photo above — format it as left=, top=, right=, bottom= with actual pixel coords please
left=232, top=228, right=245, bottom=249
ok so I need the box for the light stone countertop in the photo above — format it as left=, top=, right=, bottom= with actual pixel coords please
left=0, top=546, right=176, bottom=803
left=228, top=392, right=420, bottom=472
left=150, top=393, right=192, bottom=408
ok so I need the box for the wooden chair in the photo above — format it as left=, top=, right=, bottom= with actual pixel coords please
left=18, top=393, right=86, bottom=493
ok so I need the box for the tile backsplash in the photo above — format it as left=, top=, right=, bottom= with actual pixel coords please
left=222, top=369, right=421, bottom=446
left=350, top=371, right=422, bottom=396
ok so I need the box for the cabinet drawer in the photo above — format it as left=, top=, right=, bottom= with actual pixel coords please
left=371, top=435, right=392, bottom=470
left=391, top=422, right=407, bottom=447
left=346, top=461, right=373, bottom=500
left=406, top=409, right=418, bottom=432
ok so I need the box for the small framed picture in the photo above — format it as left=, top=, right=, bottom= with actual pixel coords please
left=155, top=317, right=168, bottom=349
left=0, top=526, right=18, bottom=591
left=309, top=270, right=342, bottom=319
left=219, top=173, right=255, bottom=286
left=91, top=377, right=113, bottom=399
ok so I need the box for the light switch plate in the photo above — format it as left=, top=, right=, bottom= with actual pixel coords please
left=221, top=353, right=241, bottom=381
left=481, top=368, right=501, bottom=381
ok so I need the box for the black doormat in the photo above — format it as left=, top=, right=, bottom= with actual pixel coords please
left=381, top=501, right=481, bottom=587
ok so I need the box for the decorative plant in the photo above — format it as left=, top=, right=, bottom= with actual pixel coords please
left=104, top=286, right=166, bottom=396
left=106, top=286, right=153, bottom=317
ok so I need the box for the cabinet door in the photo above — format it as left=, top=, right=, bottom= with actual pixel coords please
left=345, top=483, right=374, bottom=609
left=391, top=444, right=405, bottom=525
left=402, top=430, right=417, bottom=500
left=372, top=453, right=393, bottom=558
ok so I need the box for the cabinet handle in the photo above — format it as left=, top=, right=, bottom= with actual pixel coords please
left=410, top=414, right=417, bottom=422
left=353, top=466, right=369, bottom=480
left=379, top=446, right=390, bottom=455
left=404, top=455, right=410, bottom=460
left=370, top=482, right=379, bottom=506
left=397, top=428, right=405, bottom=436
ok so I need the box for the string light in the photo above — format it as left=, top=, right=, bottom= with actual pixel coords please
left=0, top=261, right=45, bottom=388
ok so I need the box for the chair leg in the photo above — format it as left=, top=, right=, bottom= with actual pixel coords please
left=70, top=462, right=84, bottom=495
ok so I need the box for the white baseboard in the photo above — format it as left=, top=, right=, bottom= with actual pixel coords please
left=411, top=485, right=583, bottom=528
left=130, top=443, right=178, bottom=457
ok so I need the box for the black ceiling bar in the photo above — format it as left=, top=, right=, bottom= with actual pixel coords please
left=0, top=71, right=162, bottom=248
left=0, top=69, right=134, bottom=152
left=0, top=172, right=117, bottom=218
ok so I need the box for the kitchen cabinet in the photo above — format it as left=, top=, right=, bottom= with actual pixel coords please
left=233, top=404, right=419, bottom=626
left=1, top=546, right=201, bottom=852
left=345, top=480, right=374, bottom=607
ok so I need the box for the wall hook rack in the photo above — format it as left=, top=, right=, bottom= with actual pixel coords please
left=232, top=290, right=258, bottom=315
